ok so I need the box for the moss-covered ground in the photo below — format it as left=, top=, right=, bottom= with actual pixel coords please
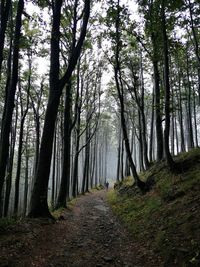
left=107, top=148, right=200, bottom=266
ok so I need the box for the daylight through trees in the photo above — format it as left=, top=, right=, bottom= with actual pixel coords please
left=0, top=0, right=199, bottom=217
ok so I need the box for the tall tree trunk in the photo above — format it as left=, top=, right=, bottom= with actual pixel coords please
left=72, top=105, right=81, bottom=198
left=187, top=0, right=200, bottom=104
left=138, top=111, right=144, bottom=171
left=56, top=82, right=72, bottom=208
left=3, top=25, right=14, bottom=217
left=120, top=137, right=124, bottom=181
left=51, top=128, right=57, bottom=209
left=176, top=66, right=185, bottom=152
left=149, top=90, right=154, bottom=162
left=23, top=123, right=30, bottom=217
left=153, top=59, right=163, bottom=161
left=14, top=61, right=30, bottom=216
left=0, top=0, right=24, bottom=212
left=14, top=114, right=25, bottom=215
left=161, top=0, right=175, bottom=169
left=186, top=48, right=194, bottom=149
left=114, top=0, right=145, bottom=190
left=192, top=85, right=198, bottom=147
left=28, top=0, right=90, bottom=218
left=116, top=126, right=121, bottom=182
left=140, top=53, right=150, bottom=168
left=0, top=0, right=11, bottom=78
left=3, top=107, right=17, bottom=217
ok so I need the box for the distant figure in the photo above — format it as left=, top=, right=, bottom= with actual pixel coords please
left=105, top=181, right=109, bottom=191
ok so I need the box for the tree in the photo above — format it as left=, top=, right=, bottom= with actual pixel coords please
left=111, top=0, right=146, bottom=190
left=161, top=0, right=175, bottom=170
left=0, top=0, right=24, bottom=215
left=28, top=0, right=90, bottom=218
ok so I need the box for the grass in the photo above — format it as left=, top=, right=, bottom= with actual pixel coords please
left=107, top=148, right=200, bottom=266
left=52, top=197, right=79, bottom=219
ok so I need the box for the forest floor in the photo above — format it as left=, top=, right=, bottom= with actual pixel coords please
left=0, top=190, right=161, bottom=267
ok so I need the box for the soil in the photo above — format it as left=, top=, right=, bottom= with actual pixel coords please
left=0, top=190, right=161, bottom=267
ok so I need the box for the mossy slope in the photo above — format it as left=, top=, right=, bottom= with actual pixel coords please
left=107, top=148, right=200, bottom=266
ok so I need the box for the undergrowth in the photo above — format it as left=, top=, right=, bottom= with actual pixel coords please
left=107, top=148, right=200, bottom=266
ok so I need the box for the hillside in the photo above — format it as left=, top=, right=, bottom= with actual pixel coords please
left=107, top=148, right=200, bottom=266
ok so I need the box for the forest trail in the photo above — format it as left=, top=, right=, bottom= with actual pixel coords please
left=0, top=190, right=159, bottom=267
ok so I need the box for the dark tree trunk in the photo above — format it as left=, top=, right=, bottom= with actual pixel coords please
left=192, top=85, right=198, bottom=147
left=153, top=59, right=163, bottom=161
left=23, top=124, right=30, bottom=217
left=187, top=0, right=200, bottom=104
left=14, top=114, right=25, bottom=215
left=140, top=54, right=150, bottom=168
left=51, top=128, right=57, bottom=209
left=72, top=118, right=81, bottom=197
left=3, top=107, right=17, bottom=217
left=3, top=25, right=14, bottom=217
left=14, top=62, right=30, bottom=216
left=149, top=90, right=154, bottom=162
left=176, top=66, right=185, bottom=152
left=28, top=0, right=63, bottom=218
left=114, top=0, right=145, bottom=190
left=121, top=137, right=124, bottom=181
left=138, top=111, right=144, bottom=171
left=28, top=0, right=90, bottom=218
left=56, top=82, right=72, bottom=208
left=30, top=81, right=43, bottom=178
left=116, top=126, right=121, bottom=182
left=161, top=1, right=175, bottom=170
left=0, top=0, right=11, bottom=78
left=186, top=48, right=194, bottom=149
left=0, top=0, right=24, bottom=210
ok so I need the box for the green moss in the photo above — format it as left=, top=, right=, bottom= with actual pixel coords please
left=52, top=207, right=67, bottom=219
left=107, top=149, right=200, bottom=265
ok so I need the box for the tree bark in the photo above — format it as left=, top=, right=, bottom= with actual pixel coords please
left=161, top=0, right=175, bottom=170
left=114, top=0, right=145, bottom=190
left=0, top=0, right=24, bottom=211
left=28, top=0, right=90, bottom=218
left=0, top=0, right=11, bottom=78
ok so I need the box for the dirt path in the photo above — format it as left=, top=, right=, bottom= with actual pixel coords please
left=0, top=190, right=158, bottom=267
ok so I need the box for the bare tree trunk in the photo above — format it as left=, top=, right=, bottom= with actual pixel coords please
left=116, top=126, right=121, bottom=182
left=161, top=0, right=175, bottom=169
left=187, top=0, right=200, bottom=104
left=0, top=0, right=11, bottom=78
left=152, top=41, right=163, bottom=161
left=149, top=90, right=154, bottom=162
left=23, top=123, right=30, bottom=217
left=0, top=0, right=24, bottom=213
left=28, top=0, right=90, bottom=218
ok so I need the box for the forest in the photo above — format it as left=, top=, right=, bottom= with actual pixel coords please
left=0, top=0, right=199, bottom=219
